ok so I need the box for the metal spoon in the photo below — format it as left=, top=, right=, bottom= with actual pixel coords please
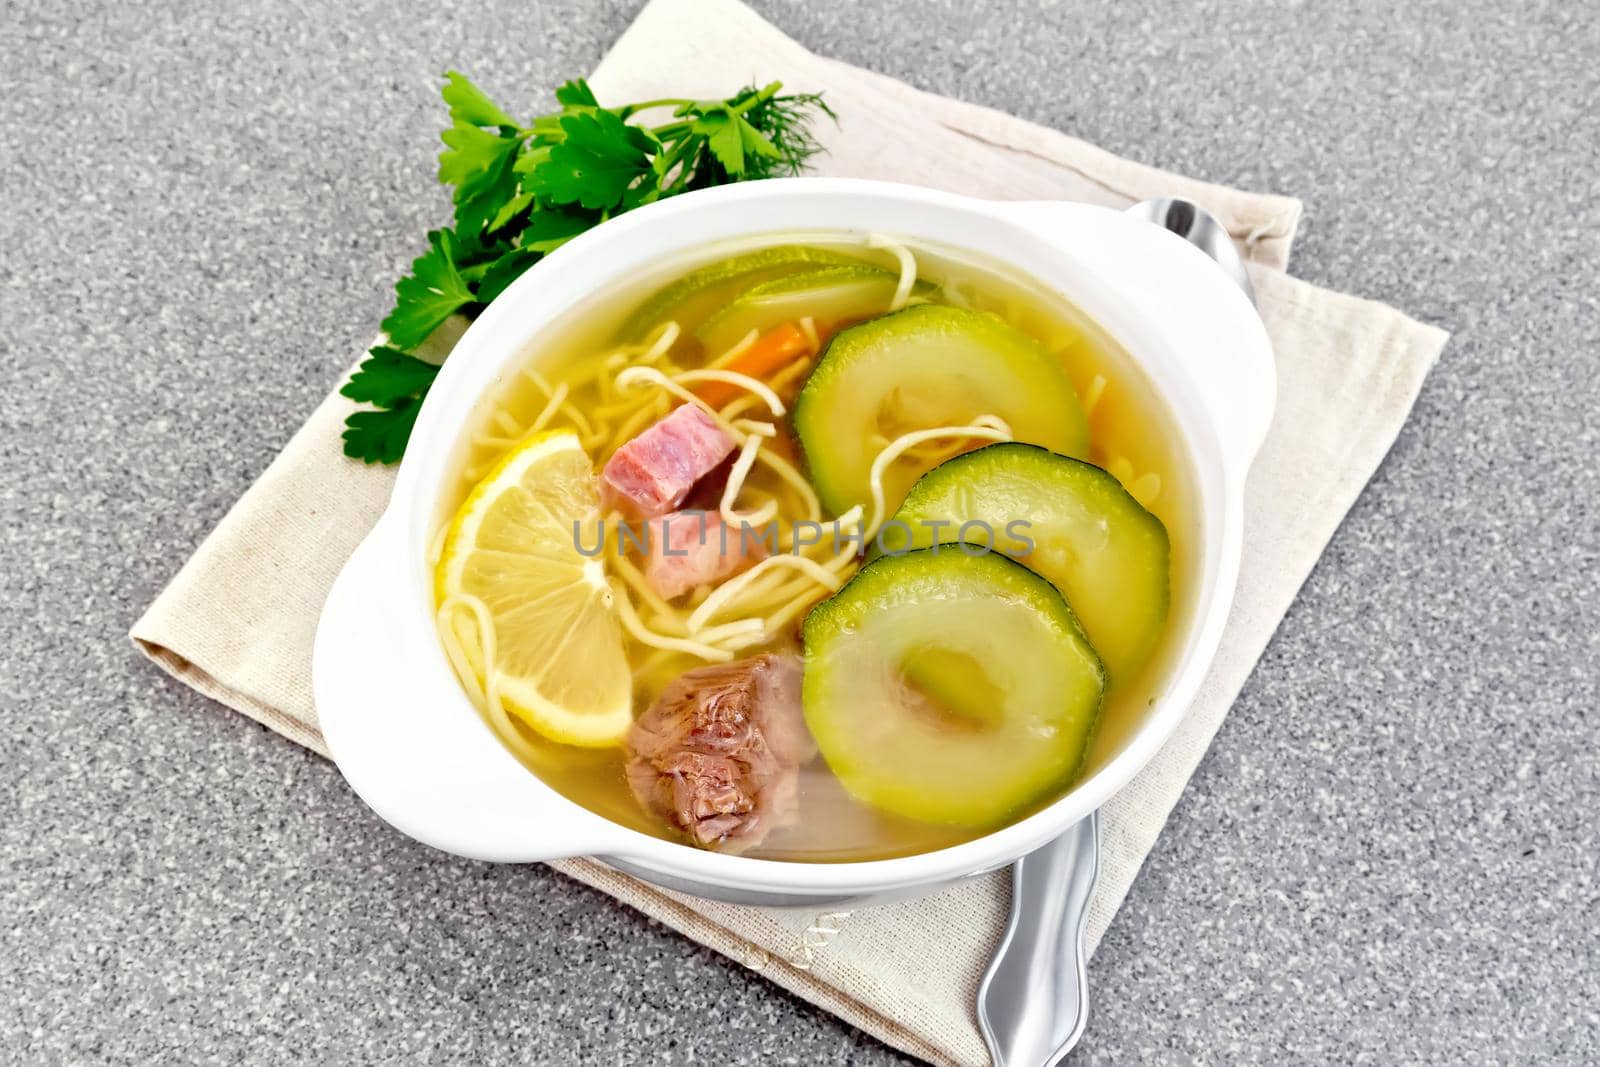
left=977, top=811, right=1100, bottom=1066
left=976, top=198, right=1257, bottom=1067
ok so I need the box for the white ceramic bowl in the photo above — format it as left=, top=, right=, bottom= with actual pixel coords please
left=314, top=178, right=1274, bottom=907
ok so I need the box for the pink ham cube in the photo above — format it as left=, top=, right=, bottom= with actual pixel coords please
left=601, top=404, right=736, bottom=518
left=643, top=511, right=766, bottom=600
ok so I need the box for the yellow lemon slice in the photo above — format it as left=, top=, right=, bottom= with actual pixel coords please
left=435, top=429, right=632, bottom=746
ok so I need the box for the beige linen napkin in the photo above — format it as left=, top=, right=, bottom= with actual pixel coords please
left=132, top=0, right=1447, bottom=1063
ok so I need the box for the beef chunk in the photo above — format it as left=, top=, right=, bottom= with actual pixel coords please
left=624, top=654, right=813, bottom=851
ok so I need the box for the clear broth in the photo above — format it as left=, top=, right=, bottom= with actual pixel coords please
left=434, top=231, right=1198, bottom=861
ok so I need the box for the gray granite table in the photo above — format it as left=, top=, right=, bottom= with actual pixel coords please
left=4, top=0, right=1596, bottom=1062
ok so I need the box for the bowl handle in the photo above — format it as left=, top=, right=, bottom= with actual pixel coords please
left=1001, top=200, right=1277, bottom=471
left=313, top=515, right=630, bottom=863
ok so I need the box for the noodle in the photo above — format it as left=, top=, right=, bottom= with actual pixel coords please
left=523, top=365, right=596, bottom=438
left=720, top=434, right=779, bottom=527
left=686, top=554, right=846, bottom=633
left=611, top=577, right=734, bottom=661
left=608, top=549, right=689, bottom=634
left=755, top=447, right=822, bottom=526
left=863, top=416, right=1013, bottom=537
left=708, top=328, right=762, bottom=368
left=427, top=521, right=450, bottom=567
left=672, top=368, right=786, bottom=416
left=868, top=233, right=917, bottom=312
left=436, top=593, right=545, bottom=766
left=529, top=382, right=570, bottom=433
left=720, top=357, right=813, bottom=421
left=614, top=366, right=745, bottom=441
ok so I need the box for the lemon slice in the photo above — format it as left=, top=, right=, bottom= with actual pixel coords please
left=435, top=428, right=632, bottom=747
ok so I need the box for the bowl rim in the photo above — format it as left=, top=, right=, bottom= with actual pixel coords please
left=333, top=178, right=1270, bottom=896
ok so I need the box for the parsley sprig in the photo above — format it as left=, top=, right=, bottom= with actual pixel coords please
left=340, top=74, right=834, bottom=463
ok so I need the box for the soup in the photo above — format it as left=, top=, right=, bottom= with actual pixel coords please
left=430, top=231, right=1195, bottom=862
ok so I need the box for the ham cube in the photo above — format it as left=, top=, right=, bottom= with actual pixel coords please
left=643, top=511, right=766, bottom=600
left=601, top=405, right=735, bottom=518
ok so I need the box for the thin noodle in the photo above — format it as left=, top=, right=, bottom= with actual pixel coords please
left=614, top=366, right=745, bottom=441
left=757, top=588, right=831, bottom=643
left=798, top=316, right=819, bottom=352
left=867, top=234, right=917, bottom=312
left=436, top=594, right=544, bottom=766
left=687, top=554, right=845, bottom=632
left=755, top=448, right=822, bottom=525
left=720, top=434, right=777, bottom=528
left=608, top=550, right=689, bottom=634
left=592, top=393, right=663, bottom=421
left=529, top=381, right=570, bottom=432
left=708, top=328, right=761, bottom=368
left=427, top=522, right=450, bottom=567
left=720, top=358, right=813, bottom=421
left=672, top=368, right=785, bottom=416
left=693, top=618, right=767, bottom=645
left=864, top=416, right=1012, bottom=537
left=641, top=320, right=681, bottom=361
left=611, top=578, right=733, bottom=661
left=525, top=365, right=595, bottom=437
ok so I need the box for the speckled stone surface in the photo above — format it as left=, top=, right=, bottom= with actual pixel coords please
left=2, top=0, right=1596, bottom=1062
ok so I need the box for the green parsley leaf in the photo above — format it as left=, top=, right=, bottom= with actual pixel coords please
left=340, top=346, right=440, bottom=406
left=488, top=189, right=537, bottom=233
left=473, top=248, right=541, bottom=304
left=439, top=121, right=519, bottom=196
left=693, top=111, right=745, bottom=174
left=380, top=229, right=473, bottom=350
left=737, top=113, right=782, bottom=161
left=450, top=136, right=522, bottom=241
left=519, top=205, right=599, bottom=252
left=344, top=74, right=834, bottom=464
left=441, top=70, right=517, bottom=129
left=530, top=110, right=658, bottom=210
left=555, top=79, right=598, bottom=109
left=342, top=396, right=426, bottom=465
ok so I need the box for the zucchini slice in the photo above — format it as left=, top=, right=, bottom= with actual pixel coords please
left=792, top=305, right=1089, bottom=516
left=802, top=548, right=1105, bottom=828
left=695, top=265, right=935, bottom=354
left=620, top=246, right=866, bottom=340
left=884, top=442, right=1170, bottom=686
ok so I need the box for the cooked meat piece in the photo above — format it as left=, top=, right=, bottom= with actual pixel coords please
left=625, top=654, right=814, bottom=851
left=601, top=404, right=736, bottom=518
left=642, top=510, right=767, bottom=600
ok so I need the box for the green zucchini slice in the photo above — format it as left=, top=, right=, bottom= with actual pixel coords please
left=884, top=442, right=1170, bottom=686
left=802, top=548, right=1105, bottom=828
left=792, top=305, right=1089, bottom=516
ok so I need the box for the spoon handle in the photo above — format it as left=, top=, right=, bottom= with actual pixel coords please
left=977, top=811, right=1100, bottom=1067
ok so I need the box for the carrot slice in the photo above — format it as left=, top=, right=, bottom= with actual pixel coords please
left=695, top=322, right=810, bottom=410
